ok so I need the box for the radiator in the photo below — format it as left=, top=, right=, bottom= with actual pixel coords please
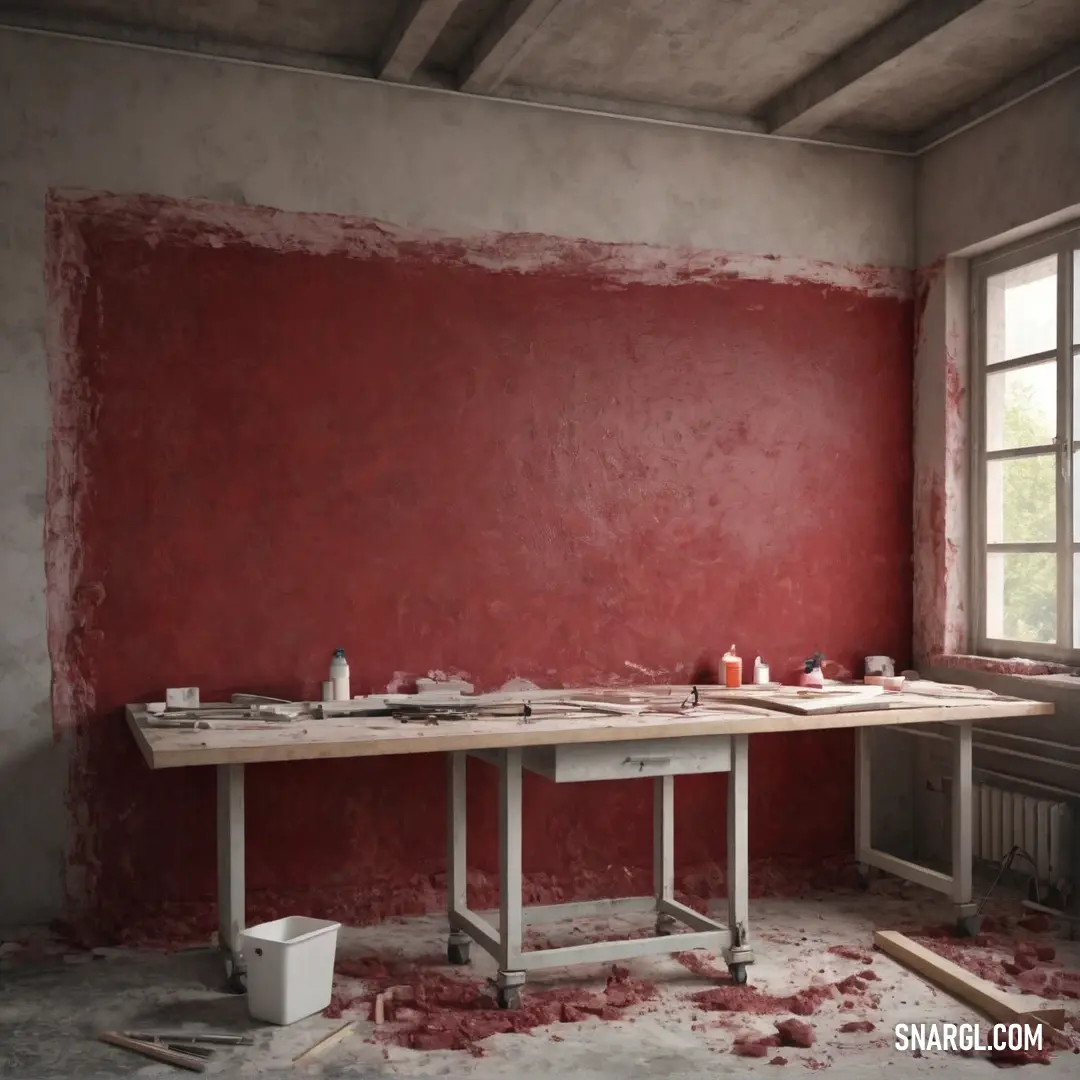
left=972, top=784, right=1073, bottom=884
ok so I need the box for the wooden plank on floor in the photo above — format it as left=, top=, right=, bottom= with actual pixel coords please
left=292, top=1021, right=356, bottom=1064
left=99, top=1032, right=207, bottom=1072
left=873, top=931, right=1065, bottom=1040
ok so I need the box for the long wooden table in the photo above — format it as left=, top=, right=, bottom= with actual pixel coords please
left=126, top=682, right=1053, bottom=1006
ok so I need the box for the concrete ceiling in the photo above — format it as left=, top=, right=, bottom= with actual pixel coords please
left=5, top=0, right=1080, bottom=153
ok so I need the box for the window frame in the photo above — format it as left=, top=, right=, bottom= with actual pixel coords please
left=969, top=222, right=1079, bottom=662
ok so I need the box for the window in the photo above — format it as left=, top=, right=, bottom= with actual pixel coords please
left=972, top=226, right=1080, bottom=659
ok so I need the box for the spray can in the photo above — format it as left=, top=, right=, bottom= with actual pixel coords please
left=722, top=644, right=743, bottom=688
left=753, top=656, right=770, bottom=685
left=330, top=648, right=350, bottom=702
left=798, top=653, right=825, bottom=689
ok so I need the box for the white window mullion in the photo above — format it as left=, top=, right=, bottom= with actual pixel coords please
left=971, top=277, right=987, bottom=651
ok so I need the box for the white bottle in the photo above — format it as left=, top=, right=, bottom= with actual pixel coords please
left=753, top=656, right=770, bottom=685
left=330, top=648, right=350, bottom=702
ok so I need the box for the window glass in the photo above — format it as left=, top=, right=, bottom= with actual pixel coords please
left=986, top=552, right=1056, bottom=644
left=986, top=456, right=1056, bottom=544
left=985, top=362, right=1055, bottom=451
left=980, top=240, right=1080, bottom=652
left=985, top=255, right=1057, bottom=363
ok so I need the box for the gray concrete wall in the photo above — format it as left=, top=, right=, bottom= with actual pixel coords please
left=912, top=73, right=1080, bottom=867
left=0, top=29, right=912, bottom=925
left=917, top=70, right=1080, bottom=264
left=914, top=72, right=1080, bottom=669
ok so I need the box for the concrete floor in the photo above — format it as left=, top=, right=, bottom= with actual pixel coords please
left=2, top=881, right=1078, bottom=1078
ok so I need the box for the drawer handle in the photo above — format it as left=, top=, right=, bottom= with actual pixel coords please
left=624, top=755, right=672, bottom=771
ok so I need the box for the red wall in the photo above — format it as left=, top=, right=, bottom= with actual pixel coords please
left=48, top=195, right=913, bottom=941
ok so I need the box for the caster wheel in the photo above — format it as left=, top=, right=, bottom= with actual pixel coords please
left=728, top=963, right=748, bottom=985
left=856, top=863, right=871, bottom=891
left=956, top=914, right=982, bottom=938
left=655, top=915, right=676, bottom=938
left=224, top=970, right=247, bottom=995
left=447, top=942, right=471, bottom=965
left=496, top=987, right=521, bottom=1010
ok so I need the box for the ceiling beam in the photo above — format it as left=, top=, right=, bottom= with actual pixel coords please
left=913, top=41, right=1080, bottom=154
left=494, top=84, right=913, bottom=154
left=0, top=9, right=913, bottom=155
left=761, top=0, right=989, bottom=136
left=377, top=0, right=466, bottom=82
left=459, top=0, right=583, bottom=94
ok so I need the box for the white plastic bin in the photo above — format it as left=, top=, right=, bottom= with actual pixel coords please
left=241, top=916, right=341, bottom=1025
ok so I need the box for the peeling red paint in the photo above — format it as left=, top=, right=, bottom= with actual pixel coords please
left=914, top=468, right=948, bottom=658
left=44, top=205, right=98, bottom=738
left=912, top=259, right=943, bottom=354
left=59, top=855, right=865, bottom=949
left=913, top=258, right=969, bottom=664
left=945, top=352, right=966, bottom=416
left=48, top=189, right=913, bottom=298
left=46, top=191, right=913, bottom=935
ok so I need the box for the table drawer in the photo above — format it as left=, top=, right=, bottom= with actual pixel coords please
left=521, top=736, right=731, bottom=782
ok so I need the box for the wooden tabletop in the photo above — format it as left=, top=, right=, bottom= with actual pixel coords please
left=125, top=683, right=1054, bottom=769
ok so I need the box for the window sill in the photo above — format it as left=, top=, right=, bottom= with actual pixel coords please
left=925, top=652, right=1080, bottom=699
left=928, top=652, right=1075, bottom=678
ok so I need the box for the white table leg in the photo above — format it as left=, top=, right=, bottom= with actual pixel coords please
left=446, top=752, right=471, bottom=964
left=654, top=775, right=676, bottom=934
left=496, top=748, right=525, bottom=1007
left=855, top=727, right=872, bottom=875
left=951, top=721, right=978, bottom=931
left=725, top=734, right=752, bottom=979
left=216, top=763, right=245, bottom=991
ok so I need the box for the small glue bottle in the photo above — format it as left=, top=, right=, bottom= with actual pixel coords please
left=330, top=648, right=350, bottom=702
left=753, top=656, right=769, bottom=685
left=722, top=644, right=743, bottom=688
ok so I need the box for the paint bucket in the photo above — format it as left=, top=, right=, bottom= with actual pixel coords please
left=722, top=645, right=743, bottom=688
left=242, top=916, right=341, bottom=1025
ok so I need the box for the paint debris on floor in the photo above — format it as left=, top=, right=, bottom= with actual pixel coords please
left=2, top=885, right=1079, bottom=1077
left=908, top=917, right=1080, bottom=1002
